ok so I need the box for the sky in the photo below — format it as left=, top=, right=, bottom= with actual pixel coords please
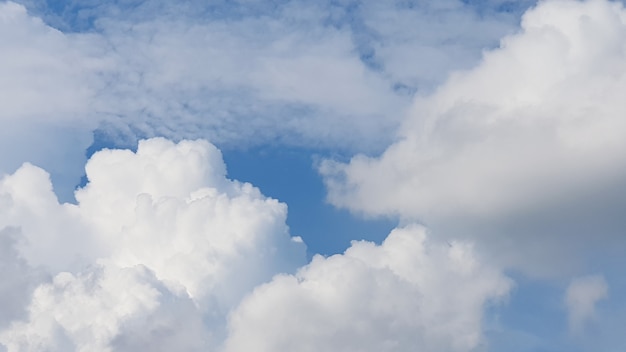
left=0, top=0, right=625, bottom=351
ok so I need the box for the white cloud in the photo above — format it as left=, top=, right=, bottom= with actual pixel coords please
left=322, top=0, right=626, bottom=276
left=0, top=2, right=110, bottom=201
left=565, top=274, right=608, bottom=333
left=0, top=138, right=306, bottom=351
left=0, top=265, right=210, bottom=352
left=89, top=11, right=407, bottom=151
left=0, top=138, right=513, bottom=351
left=0, top=227, right=46, bottom=329
left=0, top=2, right=97, bottom=123
left=6, top=0, right=527, bottom=152
left=0, top=1, right=567, bottom=349
left=222, top=225, right=512, bottom=352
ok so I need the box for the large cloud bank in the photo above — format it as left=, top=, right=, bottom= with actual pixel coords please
left=322, top=0, right=626, bottom=275
left=0, top=139, right=510, bottom=351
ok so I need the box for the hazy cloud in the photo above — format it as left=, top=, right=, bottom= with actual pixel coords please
left=7, top=0, right=527, bottom=150
left=565, top=275, right=608, bottom=334
left=0, top=1, right=110, bottom=199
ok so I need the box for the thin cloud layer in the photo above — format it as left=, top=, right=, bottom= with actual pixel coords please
left=322, top=0, right=626, bottom=275
left=0, top=139, right=510, bottom=351
left=75, top=0, right=524, bottom=151
left=7, top=0, right=526, bottom=151
left=565, top=275, right=608, bottom=334
left=1, top=0, right=528, bottom=199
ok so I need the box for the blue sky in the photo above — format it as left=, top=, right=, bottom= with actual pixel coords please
left=1, top=0, right=625, bottom=351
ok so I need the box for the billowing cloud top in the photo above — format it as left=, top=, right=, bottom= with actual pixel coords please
left=0, top=139, right=511, bottom=351
left=223, top=225, right=511, bottom=352
left=0, top=138, right=306, bottom=350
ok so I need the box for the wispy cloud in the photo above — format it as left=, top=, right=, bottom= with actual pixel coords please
left=9, top=0, right=525, bottom=149
left=565, top=275, right=608, bottom=334
left=1, top=0, right=527, bottom=199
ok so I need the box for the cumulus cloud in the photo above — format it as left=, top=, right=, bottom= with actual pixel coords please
left=0, top=139, right=512, bottom=351
left=565, top=275, right=608, bottom=333
left=0, top=265, right=209, bottom=352
left=223, top=225, right=512, bottom=352
left=322, top=0, right=626, bottom=275
left=0, top=138, right=306, bottom=351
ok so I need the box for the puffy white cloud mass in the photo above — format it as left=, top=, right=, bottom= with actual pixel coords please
left=0, top=265, right=210, bottom=352
left=565, top=274, right=608, bottom=333
left=223, top=225, right=512, bottom=352
left=0, top=138, right=306, bottom=351
left=0, top=139, right=511, bottom=351
left=322, top=0, right=626, bottom=275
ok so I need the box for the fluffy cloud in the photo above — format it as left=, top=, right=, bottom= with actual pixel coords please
left=565, top=275, right=608, bottom=334
left=0, top=266, right=209, bottom=352
left=223, top=225, right=512, bottom=352
left=322, top=0, right=626, bottom=275
left=0, top=139, right=512, bottom=351
left=0, top=138, right=306, bottom=351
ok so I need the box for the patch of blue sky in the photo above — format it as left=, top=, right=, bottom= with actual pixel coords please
left=489, top=263, right=626, bottom=352
left=487, top=273, right=571, bottom=352
left=460, top=0, right=537, bottom=16
left=222, top=146, right=397, bottom=258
